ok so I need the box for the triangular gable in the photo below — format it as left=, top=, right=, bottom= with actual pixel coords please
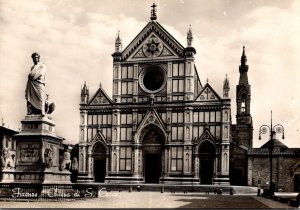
left=122, top=21, right=185, bottom=61
left=195, top=83, right=222, bottom=102
left=127, top=32, right=179, bottom=61
left=91, top=129, right=107, bottom=149
left=88, top=86, right=113, bottom=105
left=135, top=108, right=167, bottom=138
left=194, top=127, right=217, bottom=153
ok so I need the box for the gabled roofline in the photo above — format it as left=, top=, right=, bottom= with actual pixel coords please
left=87, top=85, right=113, bottom=105
left=120, top=21, right=185, bottom=60
left=194, top=82, right=223, bottom=102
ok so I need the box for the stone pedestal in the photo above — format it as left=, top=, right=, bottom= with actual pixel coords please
left=1, top=169, right=15, bottom=183
left=12, top=115, right=71, bottom=184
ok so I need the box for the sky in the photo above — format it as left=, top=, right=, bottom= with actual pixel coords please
left=0, top=0, right=299, bottom=148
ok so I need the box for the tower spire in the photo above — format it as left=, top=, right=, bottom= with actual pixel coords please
left=150, top=3, right=157, bottom=20
left=187, top=25, right=193, bottom=47
left=241, top=45, right=247, bottom=66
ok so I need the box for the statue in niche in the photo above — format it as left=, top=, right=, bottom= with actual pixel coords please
left=44, top=147, right=54, bottom=168
left=149, top=94, right=155, bottom=106
left=0, top=148, right=15, bottom=169
left=60, top=151, right=71, bottom=171
left=25, top=52, right=55, bottom=116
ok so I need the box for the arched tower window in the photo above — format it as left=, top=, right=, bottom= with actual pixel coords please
left=241, top=99, right=246, bottom=114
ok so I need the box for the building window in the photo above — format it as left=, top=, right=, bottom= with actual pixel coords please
left=187, top=79, right=191, bottom=91
left=172, top=63, right=185, bottom=76
left=193, top=112, right=198, bottom=123
left=193, top=126, right=204, bottom=139
left=171, top=147, right=183, bottom=172
left=114, top=67, right=118, bottom=79
left=97, top=114, right=112, bottom=125
left=101, top=128, right=112, bottom=141
left=120, top=127, right=132, bottom=141
left=172, top=79, right=184, bottom=92
left=120, top=113, right=133, bottom=124
left=137, top=113, right=144, bottom=124
left=171, top=126, right=184, bottom=141
left=121, top=82, right=133, bottom=94
left=93, top=115, right=97, bottom=124
left=241, top=99, right=246, bottom=114
left=216, top=111, right=221, bottom=122
left=88, top=115, right=93, bottom=125
left=121, top=66, right=133, bottom=79
left=120, top=147, right=132, bottom=171
left=204, top=112, right=209, bottom=123
left=159, top=112, right=167, bottom=123
left=172, top=112, right=184, bottom=123
left=210, top=111, right=216, bottom=122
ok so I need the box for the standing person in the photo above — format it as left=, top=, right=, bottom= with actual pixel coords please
left=25, top=52, right=47, bottom=116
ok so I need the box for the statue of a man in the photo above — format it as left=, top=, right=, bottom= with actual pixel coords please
left=25, top=53, right=54, bottom=116
left=25, top=52, right=47, bottom=116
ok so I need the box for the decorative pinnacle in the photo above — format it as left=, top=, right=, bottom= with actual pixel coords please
left=115, top=31, right=122, bottom=52
left=224, top=74, right=230, bottom=90
left=150, top=3, right=157, bottom=20
left=187, top=25, right=193, bottom=47
left=241, top=45, right=247, bottom=66
left=82, top=81, right=89, bottom=95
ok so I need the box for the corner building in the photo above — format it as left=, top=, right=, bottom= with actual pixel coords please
left=78, top=8, right=232, bottom=184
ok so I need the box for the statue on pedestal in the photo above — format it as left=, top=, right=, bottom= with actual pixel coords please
left=25, top=52, right=55, bottom=116
left=60, top=152, right=71, bottom=171
left=44, top=147, right=54, bottom=168
left=0, top=148, right=15, bottom=169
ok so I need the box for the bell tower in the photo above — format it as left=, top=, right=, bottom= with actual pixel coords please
left=235, top=46, right=253, bottom=148
left=236, top=46, right=252, bottom=126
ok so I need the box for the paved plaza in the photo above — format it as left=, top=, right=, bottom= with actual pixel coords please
left=0, top=191, right=293, bottom=208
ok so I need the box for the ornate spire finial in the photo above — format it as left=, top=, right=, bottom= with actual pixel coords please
left=206, top=78, right=209, bottom=83
left=82, top=81, right=89, bottom=96
left=224, top=74, right=230, bottom=89
left=150, top=3, right=157, bottom=20
left=241, top=45, right=247, bottom=66
left=187, top=24, right=193, bottom=47
left=223, top=74, right=230, bottom=98
left=115, top=31, right=122, bottom=53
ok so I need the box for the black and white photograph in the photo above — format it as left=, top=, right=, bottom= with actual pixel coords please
left=0, top=0, right=299, bottom=208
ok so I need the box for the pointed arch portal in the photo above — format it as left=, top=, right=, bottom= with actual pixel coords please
left=92, top=142, right=106, bottom=182
left=199, top=140, right=216, bottom=184
left=142, top=126, right=164, bottom=183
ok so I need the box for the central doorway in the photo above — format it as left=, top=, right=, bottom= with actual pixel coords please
left=145, top=153, right=161, bottom=183
left=142, top=128, right=163, bottom=184
left=93, top=142, right=106, bottom=183
left=94, top=158, right=106, bottom=182
left=199, top=141, right=216, bottom=184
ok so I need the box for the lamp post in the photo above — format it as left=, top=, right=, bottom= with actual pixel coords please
left=258, top=111, right=285, bottom=195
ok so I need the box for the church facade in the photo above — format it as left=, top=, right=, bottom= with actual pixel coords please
left=77, top=6, right=251, bottom=185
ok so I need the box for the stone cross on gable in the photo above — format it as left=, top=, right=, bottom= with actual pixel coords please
left=150, top=3, right=157, bottom=20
